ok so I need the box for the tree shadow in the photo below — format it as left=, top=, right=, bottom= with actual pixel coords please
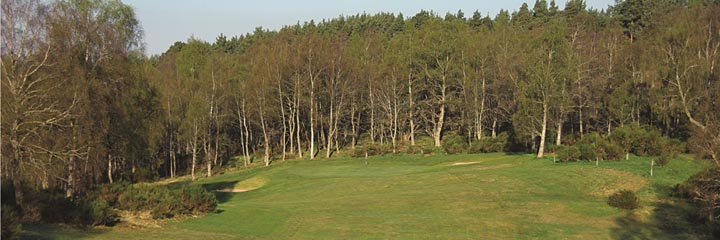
left=610, top=183, right=713, bottom=239
left=18, top=224, right=111, bottom=240
left=200, top=181, right=240, bottom=204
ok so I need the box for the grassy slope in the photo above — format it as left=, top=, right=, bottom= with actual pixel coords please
left=35, top=153, right=710, bottom=239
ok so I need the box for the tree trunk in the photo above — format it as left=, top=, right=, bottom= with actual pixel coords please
left=207, top=142, right=212, bottom=177
left=555, top=119, right=563, bottom=146
left=326, top=99, right=334, bottom=159
left=433, top=72, right=447, bottom=147
left=66, top=156, right=76, bottom=198
left=107, top=154, right=113, bottom=184
left=537, top=102, right=548, bottom=158
left=434, top=104, right=445, bottom=147
left=280, top=85, right=287, bottom=161
left=370, top=84, right=375, bottom=144
left=295, top=77, right=303, bottom=158
left=579, top=106, right=584, bottom=137
left=492, top=117, right=497, bottom=138
left=191, top=121, right=198, bottom=181
left=408, top=71, right=415, bottom=146
left=310, top=73, right=315, bottom=159
left=242, top=103, right=251, bottom=166
left=476, top=77, right=486, bottom=141
left=392, top=87, right=399, bottom=153
left=171, top=142, right=176, bottom=178
left=351, top=100, right=357, bottom=149
left=12, top=162, right=24, bottom=210
left=214, top=126, right=220, bottom=167
left=260, top=112, right=270, bottom=166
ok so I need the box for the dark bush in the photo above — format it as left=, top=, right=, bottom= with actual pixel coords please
left=578, top=132, right=602, bottom=145
left=404, top=144, right=422, bottom=155
left=2, top=204, right=22, bottom=240
left=655, top=155, right=671, bottom=167
left=545, top=144, right=559, bottom=154
left=118, top=184, right=217, bottom=219
left=351, top=144, right=391, bottom=157
left=661, top=138, right=684, bottom=159
left=177, top=185, right=218, bottom=213
left=1, top=181, right=15, bottom=206
left=96, top=181, right=130, bottom=206
left=599, top=140, right=625, bottom=160
left=32, top=190, right=87, bottom=225
left=577, top=143, right=597, bottom=161
left=119, top=184, right=175, bottom=212
left=133, top=167, right=157, bottom=183
left=468, top=133, right=509, bottom=153
left=673, top=168, right=720, bottom=230
left=443, top=132, right=468, bottom=154
left=89, top=199, right=119, bottom=226
left=608, top=189, right=640, bottom=210
left=557, top=145, right=581, bottom=162
left=617, top=125, right=684, bottom=158
left=425, top=146, right=446, bottom=155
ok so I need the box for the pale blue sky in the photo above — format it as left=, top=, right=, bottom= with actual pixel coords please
left=123, top=0, right=614, bottom=55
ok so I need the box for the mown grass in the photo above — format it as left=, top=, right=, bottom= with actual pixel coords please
left=28, top=153, right=711, bottom=239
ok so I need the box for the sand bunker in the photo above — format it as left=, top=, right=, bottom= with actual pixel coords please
left=214, top=176, right=266, bottom=193
left=452, top=161, right=482, bottom=166
left=215, top=188, right=253, bottom=193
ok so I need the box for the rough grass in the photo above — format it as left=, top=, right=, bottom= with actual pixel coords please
left=25, top=153, right=711, bottom=239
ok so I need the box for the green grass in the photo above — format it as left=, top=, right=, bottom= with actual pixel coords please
left=27, top=153, right=712, bottom=239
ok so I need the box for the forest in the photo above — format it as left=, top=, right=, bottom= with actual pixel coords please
left=2, top=0, right=720, bottom=237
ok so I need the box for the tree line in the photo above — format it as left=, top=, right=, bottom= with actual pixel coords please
left=2, top=0, right=720, bottom=212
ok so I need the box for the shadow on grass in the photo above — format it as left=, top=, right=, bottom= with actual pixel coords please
left=18, top=224, right=110, bottom=240
left=503, top=151, right=530, bottom=156
left=164, top=180, right=192, bottom=190
left=610, top=186, right=714, bottom=240
left=200, top=181, right=240, bottom=204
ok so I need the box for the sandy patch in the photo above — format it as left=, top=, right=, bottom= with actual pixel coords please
left=452, top=161, right=482, bottom=166
left=215, top=188, right=253, bottom=193
left=214, top=176, right=266, bottom=193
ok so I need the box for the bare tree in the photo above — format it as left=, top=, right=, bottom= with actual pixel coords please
left=1, top=0, right=82, bottom=206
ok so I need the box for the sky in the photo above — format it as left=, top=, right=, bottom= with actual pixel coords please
left=123, top=0, right=615, bottom=56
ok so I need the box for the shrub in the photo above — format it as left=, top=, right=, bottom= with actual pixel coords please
left=443, top=132, right=468, bottom=154
left=404, top=144, right=422, bottom=155
left=2, top=204, right=22, bottom=240
left=33, top=190, right=87, bottom=225
left=468, top=133, right=509, bottom=153
left=118, top=184, right=217, bottom=219
left=617, top=125, right=684, bottom=158
left=545, top=144, right=559, bottom=154
left=557, top=145, right=581, bottom=162
left=133, top=167, right=157, bottom=183
left=599, top=140, right=625, bottom=160
left=1, top=181, right=15, bottom=206
left=673, top=168, right=720, bottom=229
left=96, top=181, right=130, bottom=206
left=422, top=146, right=446, bottom=155
left=661, top=138, right=684, bottom=159
left=177, top=185, right=218, bottom=213
left=351, top=144, right=391, bottom=157
left=89, top=199, right=118, bottom=226
left=577, top=144, right=597, bottom=161
left=655, top=155, right=671, bottom=167
left=608, top=189, right=640, bottom=210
